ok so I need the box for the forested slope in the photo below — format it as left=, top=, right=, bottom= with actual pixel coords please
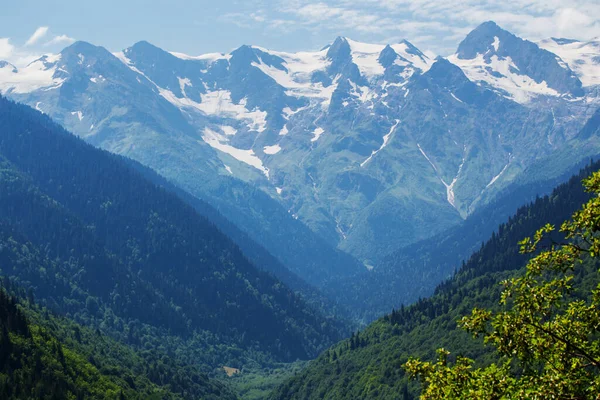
left=125, top=158, right=354, bottom=321
left=0, top=281, right=238, bottom=399
left=269, top=161, right=599, bottom=399
left=0, top=95, right=347, bottom=371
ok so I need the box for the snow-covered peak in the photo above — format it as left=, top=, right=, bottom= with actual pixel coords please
left=120, top=37, right=432, bottom=108
left=252, top=37, right=433, bottom=85
left=391, top=40, right=432, bottom=71
left=449, top=21, right=584, bottom=103
left=537, top=37, right=600, bottom=87
left=241, top=38, right=432, bottom=112
left=0, top=54, right=63, bottom=94
left=259, top=47, right=330, bottom=76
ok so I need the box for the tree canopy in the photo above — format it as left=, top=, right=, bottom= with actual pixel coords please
left=406, top=171, right=600, bottom=399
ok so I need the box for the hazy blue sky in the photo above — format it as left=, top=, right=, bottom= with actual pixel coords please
left=1, top=0, right=598, bottom=65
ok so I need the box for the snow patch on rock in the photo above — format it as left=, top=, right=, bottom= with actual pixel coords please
left=71, top=111, right=84, bottom=121
left=202, top=128, right=269, bottom=177
left=537, top=38, right=600, bottom=87
left=361, top=120, right=400, bottom=167
left=311, top=127, right=325, bottom=142
left=263, top=144, right=282, bottom=155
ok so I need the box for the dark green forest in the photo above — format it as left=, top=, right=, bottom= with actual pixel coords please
left=269, top=160, right=600, bottom=399
left=124, top=157, right=355, bottom=323
left=0, top=281, right=238, bottom=399
left=0, top=95, right=352, bottom=398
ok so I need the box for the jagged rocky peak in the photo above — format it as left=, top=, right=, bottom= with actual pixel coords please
left=417, top=57, right=485, bottom=105
left=319, top=36, right=362, bottom=84
left=424, top=57, right=470, bottom=83
left=227, top=44, right=287, bottom=72
left=378, top=45, right=398, bottom=68
left=230, top=44, right=260, bottom=63
left=456, top=21, right=507, bottom=60
left=62, top=41, right=109, bottom=58
left=326, top=36, right=352, bottom=61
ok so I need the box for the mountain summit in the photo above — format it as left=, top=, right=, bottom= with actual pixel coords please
left=451, top=21, right=584, bottom=101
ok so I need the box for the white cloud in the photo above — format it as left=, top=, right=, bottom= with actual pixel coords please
left=287, top=2, right=401, bottom=34
left=0, top=27, right=75, bottom=67
left=0, top=37, right=38, bottom=66
left=227, top=0, right=599, bottom=55
left=25, top=26, right=49, bottom=46
left=0, top=38, right=15, bottom=59
left=220, top=10, right=296, bottom=33
left=367, top=0, right=600, bottom=42
left=45, top=34, right=76, bottom=46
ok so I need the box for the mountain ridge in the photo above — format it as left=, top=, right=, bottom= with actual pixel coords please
left=1, top=21, right=599, bottom=274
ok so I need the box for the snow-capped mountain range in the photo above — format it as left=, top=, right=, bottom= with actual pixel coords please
left=1, top=21, right=599, bottom=273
